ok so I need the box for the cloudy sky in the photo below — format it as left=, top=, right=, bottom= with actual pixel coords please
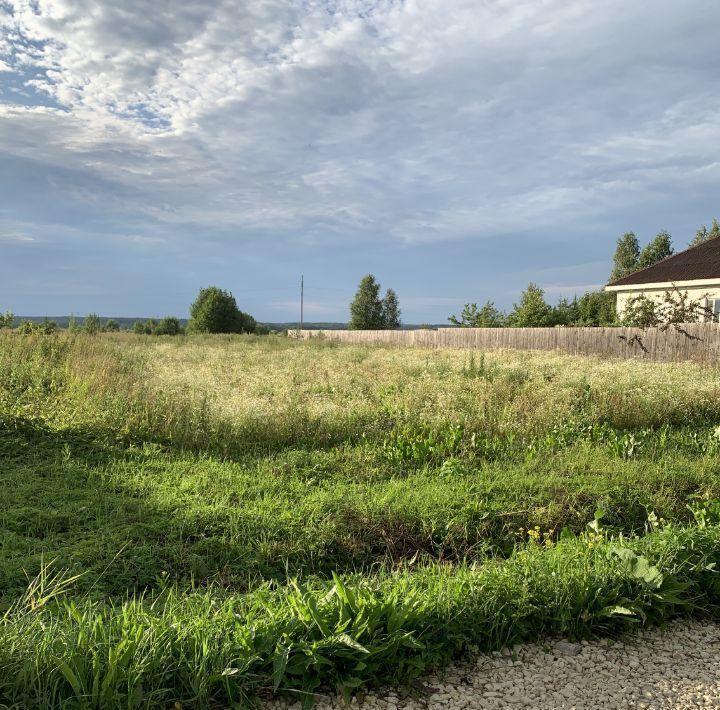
left=0, top=0, right=718, bottom=322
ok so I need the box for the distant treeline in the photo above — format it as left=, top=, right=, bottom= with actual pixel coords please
left=3, top=221, right=717, bottom=335
left=0, top=287, right=271, bottom=336
left=8, top=316, right=187, bottom=329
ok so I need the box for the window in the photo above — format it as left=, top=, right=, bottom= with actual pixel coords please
left=714, top=299, right=720, bottom=323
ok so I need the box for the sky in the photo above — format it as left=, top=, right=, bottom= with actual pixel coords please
left=0, top=0, right=719, bottom=323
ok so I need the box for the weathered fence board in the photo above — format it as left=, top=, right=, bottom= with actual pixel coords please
left=294, top=325, right=720, bottom=363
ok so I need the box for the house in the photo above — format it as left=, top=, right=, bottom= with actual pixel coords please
left=605, top=237, right=720, bottom=321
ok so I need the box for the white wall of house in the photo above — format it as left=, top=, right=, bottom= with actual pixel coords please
left=606, top=279, right=720, bottom=321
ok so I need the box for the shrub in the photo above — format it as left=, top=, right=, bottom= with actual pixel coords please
left=15, top=320, right=37, bottom=335
left=154, top=316, right=182, bottom=336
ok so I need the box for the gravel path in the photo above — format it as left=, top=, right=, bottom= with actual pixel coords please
left=263, top=620, right=720, bottom=709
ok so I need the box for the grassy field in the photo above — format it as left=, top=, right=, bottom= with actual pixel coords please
left=1, top=333, right=720, bottom=708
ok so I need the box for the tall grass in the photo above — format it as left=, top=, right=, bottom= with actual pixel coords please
left=2, top=332, right=719, bottom=456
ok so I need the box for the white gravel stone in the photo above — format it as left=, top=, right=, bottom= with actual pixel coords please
left=262, top=620, right=720, bottom=709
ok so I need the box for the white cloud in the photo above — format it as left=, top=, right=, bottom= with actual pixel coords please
left=0, top=0, right=719, bottom=244
left=0, top=233, right=34, bottom=242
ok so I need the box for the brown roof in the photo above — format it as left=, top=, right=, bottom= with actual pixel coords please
left=607, top=237, right=720, bottom=287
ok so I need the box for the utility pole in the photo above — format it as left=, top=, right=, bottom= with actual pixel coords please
left=300, top=274, right=304, bottom=331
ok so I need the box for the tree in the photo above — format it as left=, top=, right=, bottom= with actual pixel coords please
left=507, top=283, right=554, bottom=327
left=610, top=232, right=640, bottom=282
left=0, top=311, right=13, bottom=329
left=638, top=230, right=673, bottom=269
left=552, top=297, right=581, bottom=326
left=104, top=319, right=120, bottom=332
left=132, top=320, right=146, bottom=335
left=448, top=301, right=505, bottom=327
left=576, top=291, right=616, bottom=326
left=711, top=218, right=720, bottom=240
left=155, top=316, right=181, bottom=336
left=144, top=319, right=158, bottom=335
left=381, top=288, right=401, bottom=329
left=349, top=274, right=384, bottom=329
left=83, top=313, right=102, bottom=335
left=188, top=287, right=256, bottom=334
left=690, top=218, right=720, bottom=247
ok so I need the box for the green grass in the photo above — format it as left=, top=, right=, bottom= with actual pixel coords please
left=2, top=421, right=719, bottom=600
left=1, top=333, right=720, bottom=707
left=2, top=521, right=720, bottom=709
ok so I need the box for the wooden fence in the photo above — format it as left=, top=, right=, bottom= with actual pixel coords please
left=295, top=324, right=720, bottom=362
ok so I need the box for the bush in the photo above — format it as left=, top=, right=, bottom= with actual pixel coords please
left=15, top=320, right=37, bottom=335
left=154, top=316, right=182, bottom=336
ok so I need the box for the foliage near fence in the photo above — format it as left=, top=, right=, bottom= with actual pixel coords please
left=297, top=324, right=720, bottom=362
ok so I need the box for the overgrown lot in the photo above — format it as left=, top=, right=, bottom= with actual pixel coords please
left=1, top=333, right=719, bottom=708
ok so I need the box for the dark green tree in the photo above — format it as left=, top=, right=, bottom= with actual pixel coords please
left=610, top=232, right=640, bottom=281
left=552, top=297, right=581, bottom=326
left=576, top=291, right=617, bottom=326
left=155, top=316, right=182, bottom=336
left=188, top=287, right=256, bottom=334
left=132, top=320, right=146, bottom=335
left=381, top=288, right=401, bottom=329
left=0, top=311, right=13, bottom=329
left=103, top=319, right=120, bottom=332
left=144, top=319, right=157, bottom=335
left=349, top=274, right=384, bottom=329
left=638, top=230, right=673, bottom=268
left=507, top=283, right=554, bottom=327
left=448, top=301, right=505, bottom=327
